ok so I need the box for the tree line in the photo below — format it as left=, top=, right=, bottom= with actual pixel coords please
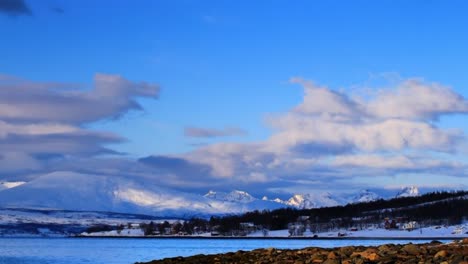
left=200, top=191, right=468, bottom=235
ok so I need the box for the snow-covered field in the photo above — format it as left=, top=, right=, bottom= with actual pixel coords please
left=1, top=207, right=467, bottom=239
left=82, top=228, right=145, bottom=237
left=247, top=224, right=468, bottom=238
left=80, top=223, right=468, bottom=238
left=0, top=208, right=179, bottom=237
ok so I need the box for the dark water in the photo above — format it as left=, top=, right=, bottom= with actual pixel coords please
left=0, top=237, right=451, bottom=264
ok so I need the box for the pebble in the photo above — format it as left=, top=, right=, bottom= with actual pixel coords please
left=136, top=240, right=468, bottom=264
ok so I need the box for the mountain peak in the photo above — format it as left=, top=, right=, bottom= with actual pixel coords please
left=203, top=190, right=217, bottom=199
left=351, top=189, right=380, bottom=203
left=203, top=190, right=256, bottom=203
left=285, top=192, right=338, bottom=209
left=396, top=186, right=419, bottom=198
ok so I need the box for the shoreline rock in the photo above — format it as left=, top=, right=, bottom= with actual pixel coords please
left=137, top=238, right=468, bottom=264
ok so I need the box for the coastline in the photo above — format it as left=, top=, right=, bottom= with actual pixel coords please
left=136, top=239, right=468, bottom=264
left=72, top=235, right=466, bottom=240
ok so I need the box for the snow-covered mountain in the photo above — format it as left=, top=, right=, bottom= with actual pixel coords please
left=202, top=190, right=287, bottom=212
left=203, top=190, right=344, bottom=210
left=0, top=172, right=215, bottom=217
left=204, top=190, right=256, bottom=203
left=396, top=186, right=419, bottom=198
left=351, top=189, right=381, bottom=203
left=284, top=192, right=340, bottom=209
left=0, top=172, right=285, bottom=217
left=0, top=174, right=428, bottom=217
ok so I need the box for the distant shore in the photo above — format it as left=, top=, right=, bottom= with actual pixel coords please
left=137, top=239, right=468, bottom=264
left=73, top=235, right=466, bottom=240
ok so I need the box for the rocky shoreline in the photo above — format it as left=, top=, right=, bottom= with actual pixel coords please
left=137, top=239, right=468, bottom=264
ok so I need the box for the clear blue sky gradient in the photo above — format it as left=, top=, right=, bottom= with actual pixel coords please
left=1, top=0, right=468, bottom=193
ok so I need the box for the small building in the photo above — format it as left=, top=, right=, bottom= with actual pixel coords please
left=130, top=223, right=140, bottom=229
left=239, top=222, right=256, bottom=234
left=401, top=221, right=418, bottom=231
left=288, top=222, right=305, bottom=236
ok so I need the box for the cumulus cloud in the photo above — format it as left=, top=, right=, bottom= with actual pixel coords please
left=265, top=78, right=465, bottom=155
left=267, top=115, right=460, bottom=154
left=0, top=0, right=31, bottom=16
left=368, top=79, right=468, bottom=121
left=184, top=126, right=247, bottom=138
left=289, top=77, right=365, bottom=119
left=1, top=73, right=467, bottom=195
left=170, top=77, right=468, bottom=192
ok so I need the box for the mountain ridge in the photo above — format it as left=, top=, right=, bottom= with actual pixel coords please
left=0, top=174, right=430, bottom=217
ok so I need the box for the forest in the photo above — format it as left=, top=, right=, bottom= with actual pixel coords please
left=198, top=191, right=468, bottom=235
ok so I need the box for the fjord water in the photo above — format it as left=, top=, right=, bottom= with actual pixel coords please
left=0, top=238, right=450, bottom=264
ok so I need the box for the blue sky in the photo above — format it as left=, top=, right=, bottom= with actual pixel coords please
left=1, top=0, right=468, bottom=197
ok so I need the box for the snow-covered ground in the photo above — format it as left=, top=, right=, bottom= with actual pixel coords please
left=0, top=173, right=438, bottom=217
left=0, top=208, right=180, bottom=237
left=79, top=224, right=468, bottom=238
left=82, top=228, right=145, bottom=237
left=247, top=224, right=468, bottom=238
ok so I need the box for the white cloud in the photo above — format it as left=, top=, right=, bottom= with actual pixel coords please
left=175, top=77, right=468, bottom=190
left=0, top=121, right=78, bottom=138
left=1, top=73, right=467, bottom=195
left=0, top=73, right=159, bottom=178
left=289, top=77, right=364, bottom=119
left=0, top=73, right=160, bottom=124
left=368, top=79, right=468, bottom=121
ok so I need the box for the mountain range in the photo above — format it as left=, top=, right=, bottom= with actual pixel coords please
left=0, top=172, right=422, bottom=218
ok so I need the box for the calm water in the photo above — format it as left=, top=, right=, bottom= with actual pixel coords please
left=0, top=237, right=451, bottom=264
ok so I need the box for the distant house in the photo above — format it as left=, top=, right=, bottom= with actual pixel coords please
left=288, top=222, right=305, bottom=236
left=240, top=222, right=255, bottom=228
left=238, top=222, right=257, bottom=236
left=401, top=221, right=418, bottom=231
left=130, top=223, right=140, bottom=229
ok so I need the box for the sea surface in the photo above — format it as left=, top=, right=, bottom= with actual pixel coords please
left=0, top=237, right=452, bottom=264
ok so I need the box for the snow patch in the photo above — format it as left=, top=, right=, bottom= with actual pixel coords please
left=0, top=181, right=26, bottom=190
left=396, top=186, right=419, bottom=198
left=286, top=193, right=339, bottom=209
left=351, top=190, right=380, bottom=203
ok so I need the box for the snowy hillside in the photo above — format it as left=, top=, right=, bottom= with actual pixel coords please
left=351, top=189, right=381, bottom=203
left=0, top=172, right=283, bottom=217
left=0, top=174, right=430, bottom=217
left=203, top=190, right=288, bottom=212
left=204, top=190, right=256, bottom=203
left=285, top=193, right=340, bottom=209
left=396, top=186, right=420, bottom=198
